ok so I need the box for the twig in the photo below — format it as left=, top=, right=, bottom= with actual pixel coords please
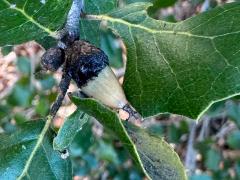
left=184, top=120, right=197, bottom=176
left=215, top=122, right=236, bottom=139
left=50, top=0, right=84, bottom=117
left=186, top=116, right=210, bottom=175
left=200, top=0, right=210, bottom=12
left=66, top=0, right=84, bottom=37
left=57, top=0, right=84, bottom=49
left=197, top=116, right=210, bottom=141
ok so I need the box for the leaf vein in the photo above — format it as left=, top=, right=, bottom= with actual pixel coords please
left=41, top=143, right=58, bottom=180
left=88, top=14, right=240, bottom=39
left=17, top=116, right=52, bottom=180
left=2, top=0, right=56, bottom=37
left=152, top=34, right=194, bottom=116
left=128, top=26, right=144, bottom=107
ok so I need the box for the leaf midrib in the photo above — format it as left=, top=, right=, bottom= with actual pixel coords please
left=2, top=0, right=56, bottom=37
left=86, top=14, right=240, bottom=39
left=17, top=116, right=52, bottom=180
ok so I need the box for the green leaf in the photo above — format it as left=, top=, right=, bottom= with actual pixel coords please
left=53, top=109, right=90, bottom=152
left=37, top=74, right=56, bottom=90
left=226, top=101, right=240, bottom=128
left=101, top=29, right=123, bottom=68
left=126, top=0, right=177, bottom=8
left=152, top=0, right=177, bottom=8
left=0, top=119, right=72, bottom=179
left=35, top=98, right=50, bottom=116
left=205, top=148, right=221, bottom=171
left=80, top=0, right=118, bottom=46
left=125, top=122, right=187, bottom=179
left=69, top=121, right=94, bottom=157
left=7, top=77, right=35, bottom=107
left=16, top=56, right=31, bottom=75
left=0, top=105, right=10, bottom=119
left=14, top=113, right=29, bottom=124
left=190, top=174, right=212, bottom=180
left=227, top=130, right=240, bottom=149
left=124, top=0, right=178, bottom=19
left=70, top=95, right=187, bottom=180
left=0, top=0, right=72, bottom=47
left=86, top=2, right=240, bottom=119
left=0, top=45, right=13, bottom=55
left=95, top=140, right=119, bottom=164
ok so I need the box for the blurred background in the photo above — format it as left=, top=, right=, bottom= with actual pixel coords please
left=1, top=0, right=240, bottom=179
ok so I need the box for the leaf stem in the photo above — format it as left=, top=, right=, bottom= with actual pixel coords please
left=17, top=115, right=53, bottom=180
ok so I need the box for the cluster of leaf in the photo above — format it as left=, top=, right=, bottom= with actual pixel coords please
left=0, top=56, right=56, bottom=131
left=0, top=54, right=143, bottom=179
left=194, top=99, right=240, bottom=180
left=2, top=56, right=240, bottom=179
left=0, top=54, right=183, bottom=179
left=145, top=97, right=240, bottom=180
left=65, top=119, right=144, bottom=179
left=1, top=0, right=240, bottom=179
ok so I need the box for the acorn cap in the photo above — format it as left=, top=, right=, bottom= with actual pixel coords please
left=66, top=40, right=109, bottom=87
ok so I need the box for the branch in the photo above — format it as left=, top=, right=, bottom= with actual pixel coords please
left=200, top=0, right=210, bottom=12
left=58, top=0, right=84, bottom=48
left=184, top=120, right=197, bottom=176
left=66, top=0, right=84, bottom=38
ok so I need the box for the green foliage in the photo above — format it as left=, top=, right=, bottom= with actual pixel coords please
left=0, top=0, right=72, bottom=47
left=37, top=74, right=56, bottom=90
left=16, top=56, right=31, bottom=75
left=1, top=0, right=240, bottom=179
left=205, top=148, right=221, bottom=171
left=69, top=120, right=143, bottom=178
left=80, top=0, right=118, bottom=46
left=93, top=2, right=240, bottom=119
left=226, top=101, right=240, bottom=128
left=1, top=45, right=13, bottom=56
left=101, top=29, right=124, bottom=68
left=125, top=0, right=177, bottom=8
left=53, top=110, right=90, bottom=151
left=7, top=77, right=35, bottom=107
left=126, top=123, right=187, bottom=180
left=71, top=94, right=187, bottom=179
left=3, top=0, right=240, bottom=120
left=190, top=174, right=212, bottom=180
left=0, top=120, right=72, bottom=179
left=35, top=98, right=50, bottom=116
left=227, top=130, right=240, bottom=149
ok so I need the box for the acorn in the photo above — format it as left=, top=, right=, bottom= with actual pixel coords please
left=40, top=40, right=140, bottom=120
left=66, top=40, right=139, bottom=119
